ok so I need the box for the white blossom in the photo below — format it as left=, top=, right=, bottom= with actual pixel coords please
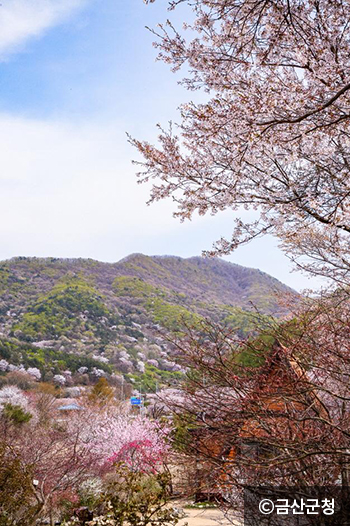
left=91, top=368, right=106, bottom=378
left=0, top=386, right=29, bottom=412
left=93, top=354, right=109, bottom=364
left=53, top=374, right=66, bottom=386
left=26, top=367, right=41, bottom=381
left=132, top=0, right=350, bottom=284
left=0, top=360, right=9, bottom=372
left=147, top=359, right=159, bottom=368
left=136, top=361, right=145, bottom=373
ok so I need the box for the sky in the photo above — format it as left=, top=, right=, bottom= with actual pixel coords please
left=0, top=0, right=324, bottom=292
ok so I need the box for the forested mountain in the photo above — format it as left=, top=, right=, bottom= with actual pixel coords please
left=0, top=254, right=296, bottom=392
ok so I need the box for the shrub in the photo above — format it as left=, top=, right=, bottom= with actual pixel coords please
left=2, top=403, right=32, bottom=426
left=0, top=443, right=39, bottom=525
left=63, top=463, right=186, bottom=526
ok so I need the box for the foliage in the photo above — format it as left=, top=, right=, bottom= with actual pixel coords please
left=0, top=338, right=112, bottom=379
left=128, top=364, right=183, bottom=393
left=101, top=467, right=184, bottom=526
left=115, top=254, right=290, bottom=315
left=78, top=478, right=103, bottom=510
left=145, top=297, right=202, bottom=333
left=65, top=464, right=186, bottom=526
left=171, top=413, right=196, bottom=453
left=235, top=333, right=276, bottom=368
left=0, top=255, right=290, bottom=394
left=13, top=276, right=117, bottom=342
left=0, top=443, right=39, bottom=526
left=0, top=392, right=170, bottom=524
left=113, top=276, right=164, bottom=299
left=114, top=275, right=203, bottom=332
left=88, top=378, right=115, bottom=406
left=222, top=307, right=272, bottom=339
left=2, top=403, right=32, bottom=425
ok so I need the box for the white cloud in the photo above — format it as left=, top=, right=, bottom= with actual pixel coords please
left=0, top=113, right=323, bottom=291
left=0, top=114, right=177, bottom=257
left=0, top=0, right=89, bottom=58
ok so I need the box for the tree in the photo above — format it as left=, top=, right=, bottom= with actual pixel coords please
left=63, top=436, right=182, bottom=526
left=0, top=386, right=31, bottom=413
left=88, top=378, right=115, bottom=406
left=133, top=0, right=350, bottom=284
left=63, top=465, right=184, bottom=526
left=0, top=391, right=171, bottom=525
left=162, top=305, right=350, bottom=524
left=91, top=463, right=185, bottom=526
left=96, top=413, right=171, bottom=473
left=0, top=444, right=39, bottom=526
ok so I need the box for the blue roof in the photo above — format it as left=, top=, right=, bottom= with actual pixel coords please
left=58, top=403, right=83, bottom=411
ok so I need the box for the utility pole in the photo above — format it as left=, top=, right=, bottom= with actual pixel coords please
left=121, top=376, right=124, bottom=401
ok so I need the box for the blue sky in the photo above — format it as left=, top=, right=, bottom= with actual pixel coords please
left=0, top=0, right=323, bottom=292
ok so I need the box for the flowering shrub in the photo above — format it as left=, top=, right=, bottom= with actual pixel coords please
left=0, top=385, right=29, bottom=412
left=107, top=438, right=165, bottom=474
left=78, top=478, right=103, bottom=508
left=0, top=397, right=171, bottom=524
left=94, top=414, right=170, bottom=473
left=0, top=360, right=8, bottom=372
left=26, top=367, right=41, bottom=381
left=53, top=374, right=66, bottom=385
left=63, top=467, right=186, bottom=526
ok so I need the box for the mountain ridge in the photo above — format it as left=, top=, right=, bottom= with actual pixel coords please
left=0, top=254, right=296, bottom=392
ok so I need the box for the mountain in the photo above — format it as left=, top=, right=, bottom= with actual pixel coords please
left=0, top=254, right=296, bottom=393
left=116, top=254, right=292, bottom=312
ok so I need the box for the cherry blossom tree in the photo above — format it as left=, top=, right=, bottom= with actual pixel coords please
left=133, top=0, right=350, bottom=283
left=0, top=400, right=170, bottom=524
left=0, top=385, right=31, bottom=413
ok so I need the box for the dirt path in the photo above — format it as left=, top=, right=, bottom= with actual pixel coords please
left=176, top=506, right=237, bottom=526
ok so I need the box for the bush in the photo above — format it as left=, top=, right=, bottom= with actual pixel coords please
left=2, top=403, right=32, bottom=426
left=0, top=443, right=39, bottom=525
left=5, top=371, right=34, bottom=391
left=63, top=463, right=186, bottom=526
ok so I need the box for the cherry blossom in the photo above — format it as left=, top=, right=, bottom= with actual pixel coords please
left=134, top=0, right=350, bottom=283
left=0, top=386, right=30, bottom=412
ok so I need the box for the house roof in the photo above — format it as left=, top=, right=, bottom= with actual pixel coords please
left=57, top=400, right=84, bottom=411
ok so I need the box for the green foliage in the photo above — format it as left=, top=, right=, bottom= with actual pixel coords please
left=114, top=274, right=202, bottom=333
left=13, top=276, right=117, bottom=342
left=76, top=464, right=186, bottom=526
left=235, top=333, right=277, bottom=368
left=113, top=276, right=164, bottom=299
left=2, top=403, right=32, bottom=425
left=0, top=337, right=112, bottom=379
left=0, top=444, right=39, bottom=526
left=128, top=364, right=183, bottom=392
left=115, top=254, right=293, bottom=316
left=145, top=298, right=202, bottom=332
left=0, top=266, right=27, bottom=296
left=221, top=306, right=272, bottom=338
left=0, top=255, right=292, bottom=396
left=0, top=268, right=9, bottom=294
left=172, top=413, right=196, bottom=453
left=77, top=478, right=103, bottom=510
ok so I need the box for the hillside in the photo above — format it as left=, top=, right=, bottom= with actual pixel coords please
left=0, top=254, right=296, bottom=393
left=116, top=254, right=292, bottom=312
